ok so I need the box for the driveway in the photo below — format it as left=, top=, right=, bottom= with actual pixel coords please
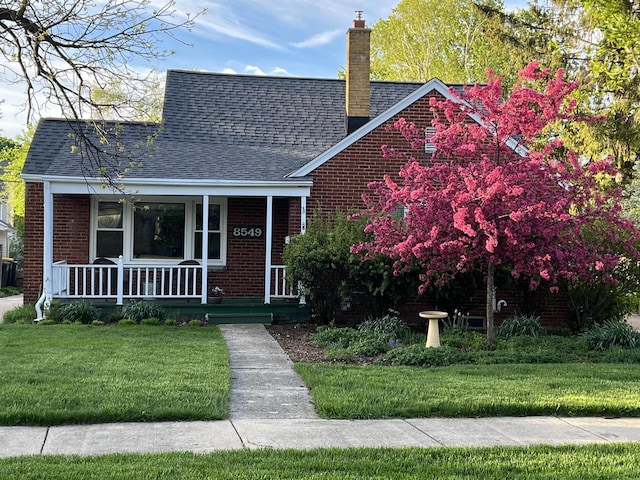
left=0, top=294, right=24, bottom=323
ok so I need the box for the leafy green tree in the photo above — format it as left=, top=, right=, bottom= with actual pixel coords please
left=0, top=128, right=32, bottom=221
left=370, top=0, right=528, bottom=85
left=90, top=72, right=165, bottom=123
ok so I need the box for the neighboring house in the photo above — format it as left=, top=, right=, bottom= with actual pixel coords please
left=21, top=16, right=567, bottom=324
left=0, top=200, right=13, bottom=260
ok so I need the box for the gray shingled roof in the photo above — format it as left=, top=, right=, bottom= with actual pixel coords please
left=23, top=71, right=426, bottom=181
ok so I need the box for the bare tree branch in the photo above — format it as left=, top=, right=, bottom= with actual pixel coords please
left=0, top=0, right=204, bottom=186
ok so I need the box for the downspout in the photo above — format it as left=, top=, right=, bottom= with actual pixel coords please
left=298, top=196, right=307, bottom=305
left=34, top=180, right=54, bottom=322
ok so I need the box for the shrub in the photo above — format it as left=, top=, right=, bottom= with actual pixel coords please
left=118, top=319, right=136, bottom=326
left=45, top=301, right=62, bottom=323
left=282, top=210, right=419, bottom=324
left=121, top=301, right=164, bottom=324
left=188, top=319, right=203, bottom=327
left=348, top=334, right=391, bottom=356
left=381, top=344, right=468, bottom=367
left=312, top=327, right=361, bottom=349
left=141, top=317, right=161, bottom=326
left=91, top=320, right=105, bottom=326
left=582, top=320, right=640, bottom=350
left=312, top=326, right=391, bottom=358
left=60, top=300, right=99, bottom=324
left=358, top=314, right=410, bottom=341
left=2, top=304, right=36, bottom=324
left=441, top=330, right=490, bottom=351
left=496, top=315, right=545, bottom=339
left=164, top=318, right=178, bottom=326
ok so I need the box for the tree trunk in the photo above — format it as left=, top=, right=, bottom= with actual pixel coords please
left=486, top=263, right=495, bottom=344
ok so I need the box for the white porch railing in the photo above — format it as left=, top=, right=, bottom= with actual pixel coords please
left=270, top=264, right=298, bottom=299
left=52, top=260, right=202, bottom=304
left=50, top=261, right=300, bottom=304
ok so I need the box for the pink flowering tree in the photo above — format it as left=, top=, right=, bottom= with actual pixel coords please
left=354, top=63, right=640, bottom=343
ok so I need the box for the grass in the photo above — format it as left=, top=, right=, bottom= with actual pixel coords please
left=0, top=286, right=22, bottom=298
left=295, top=362, right=640, bottom=418
left=1, top=444, right=639, bottom=479
left=0, top=324, right=230, bottom=425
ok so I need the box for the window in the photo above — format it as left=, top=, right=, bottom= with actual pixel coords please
left=194, top=203, right=221, bottom=260
left=96, top=202, right=123, bottom=258
left=93, top=198, right=226, bottom=264
left=133, top=203, right=185, bottom=259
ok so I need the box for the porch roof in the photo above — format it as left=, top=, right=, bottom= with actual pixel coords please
left=23, top=71, right=427, bottom=184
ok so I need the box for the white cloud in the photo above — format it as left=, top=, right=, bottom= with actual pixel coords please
left=290, top=29, right=342, bottom=49
left=270, top=67, right=290, bottom=76
left=221, top=67, right=238, bottom=74
left=244, top=65, right=266, bottom=76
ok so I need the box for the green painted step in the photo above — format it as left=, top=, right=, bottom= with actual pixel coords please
left=205, top=312, right=273, bottom=325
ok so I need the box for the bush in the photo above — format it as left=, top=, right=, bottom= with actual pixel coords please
left=118, top=319, right=136, bottom=326
left=188, top=319, right=203, bottom=327
left=496, top=315, right=545, bottom=339
left=282, top=210, right=419, bottom=324
left=441, top=330, right=490, bottom=351
left=312, top=327, right=362, bottom=349
left=164, top=318, right=178, bottom=326
left=381, top=344, right=468, bottom=367
left=60, top=300, right=99, bottom=324
left=358, top=314, right=410, bottom=341
left=312, top=326, right=391, bottom=358
left=140, top=317, right=161, bottom=326
left=2, top=304, right=36, bottom=324
left=121, top=301, right=164, bottom=324
left=582, top=320, right=640, bottom=350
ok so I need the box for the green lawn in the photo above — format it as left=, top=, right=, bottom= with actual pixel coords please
left=1, top=444, right=639, bottom=479
left=295, top=362, right=640, bottom=418
left=0, top=324, right=230, bottom=425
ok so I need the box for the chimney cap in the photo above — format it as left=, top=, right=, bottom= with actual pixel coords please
left=353, top=10, right=366, bottom=28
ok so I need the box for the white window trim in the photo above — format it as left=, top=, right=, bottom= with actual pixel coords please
left=90, top=196, right=227, bottom=266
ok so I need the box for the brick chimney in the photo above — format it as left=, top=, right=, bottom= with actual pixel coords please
left=345, top=11, right=371, bottom=134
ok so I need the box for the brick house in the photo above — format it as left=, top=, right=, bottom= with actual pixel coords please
left=21, top=16, right=566, bottom=324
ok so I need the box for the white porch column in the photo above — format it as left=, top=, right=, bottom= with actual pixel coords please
left=300, top=196, right=307, bottom=234
left=201, top=195, right=210, bottom=304
left=264, top=195, right=273, bottom=304
left=43, top=181, right=54, bottom=303
left=116, top=256, right=124, bottom=305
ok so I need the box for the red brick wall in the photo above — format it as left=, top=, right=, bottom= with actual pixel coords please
left=23, top=183, right=44, bottom=303
left=208, top=197, right=291, bottom=298
left=53, top=195, right=90, bottom=264
left=309, top=93, right=438, bottom=216
left=23, top=187, right=91, bottom=304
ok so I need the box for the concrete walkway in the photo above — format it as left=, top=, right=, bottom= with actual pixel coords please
left=1, top=316, right=640, bottom=458
left=219, top=324, right=317, bottom=419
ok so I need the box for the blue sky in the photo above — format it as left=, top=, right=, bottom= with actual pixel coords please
left=0, top=0, right=530, bottom=138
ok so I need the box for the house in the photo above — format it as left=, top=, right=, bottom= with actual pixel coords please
left=21, top=15, right=568, bottom=324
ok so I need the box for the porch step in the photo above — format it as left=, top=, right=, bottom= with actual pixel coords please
left=205, top=312, right=273, bottom=325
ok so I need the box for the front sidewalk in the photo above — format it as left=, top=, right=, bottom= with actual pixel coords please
left=2, top=416, right=640, bottom=457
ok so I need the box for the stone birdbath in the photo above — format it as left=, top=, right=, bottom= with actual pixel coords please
left=419, top=310, right=449, bottom=348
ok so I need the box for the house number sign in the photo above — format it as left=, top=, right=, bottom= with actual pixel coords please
left=232, top=226, right=263, bottom=238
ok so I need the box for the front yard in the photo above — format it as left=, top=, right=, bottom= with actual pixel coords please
left=0, top=324, right=230, bottom=425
